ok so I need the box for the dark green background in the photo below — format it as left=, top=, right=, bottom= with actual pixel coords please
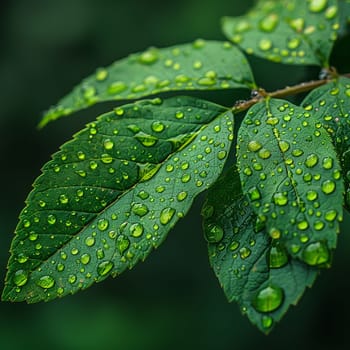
left=1, top=0, right=349, bottom=349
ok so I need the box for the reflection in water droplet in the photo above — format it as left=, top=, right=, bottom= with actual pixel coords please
left=13, top=270, right=28, bottom=287
left=97, top=261, right=114, bottom=276
left=321, top=180, right=336, bottom=194
left=253, top=285, right=284, bottom=313
left=302, top=241, right=329, bottom=266
left=204, top=223, right=224, bottom=243
left=132, top=203, right=149, bottom=217
left=160, top=208, right=176, bottom=225
left=269, top=244, right=288, bottom=268
left=130, top=223, right=144, bottom=238
left=97, top=218, right=109, bottom=231
left=37, top=275, right=55, bottom=289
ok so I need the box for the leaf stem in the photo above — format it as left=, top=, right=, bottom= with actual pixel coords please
left=232, top=72, right=350, bottom=114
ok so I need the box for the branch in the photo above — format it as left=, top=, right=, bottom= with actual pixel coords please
left=232, top=72, right=350, bottom=114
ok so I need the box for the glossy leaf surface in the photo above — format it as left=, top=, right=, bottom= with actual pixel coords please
left=202, top=166, right=318, bottom=333
left=302, top=76, right=350, bottom=209
left=3, top=96, right=233, bottom=302
left=237, top=98, right=344, bottom=265
left=40, top=40, right=254, bottom=127
left=222, top=0, right=340, bottom=66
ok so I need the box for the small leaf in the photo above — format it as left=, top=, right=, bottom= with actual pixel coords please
left=202, top=166, right=318, bottom=333
left=39, top=40, right=254, bottom=127
left=237, top=98, right=344, bottom=266
left=3, top=96, right=233, bottom=303
left=222, top=0, right=340, bottom=66
left=302, top=76, right=350, bottom=209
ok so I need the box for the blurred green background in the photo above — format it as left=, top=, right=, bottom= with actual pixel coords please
left=1, top=0, right=350, bottom=349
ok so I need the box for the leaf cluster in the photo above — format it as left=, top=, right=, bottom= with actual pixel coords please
left=3, top=0, right=350, bottom=333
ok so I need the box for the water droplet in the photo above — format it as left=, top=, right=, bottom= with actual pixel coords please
left=177, top=191, right=188, bottom=201
left=321, top=180, right=336, bottom=194
left=248, top=140, right=262, bottom=152
left=80, top=253, right=91, bottom=265
left=248, top=186, right=261, bottom=201
left=292, top=149, right=304, bottom=157
left=56, top=263, right=65, bottom=272
left=302, top=241, right=329, bottom=266
left=132, top=203, right=149, bottom=217
left=262, top=316, right=273, bottom=330
left=258, top=148, right=271, bottom=159
left=239, top=247, right=251, bottom=259
left=297, top=220, right=309, bottom=230
left=103, top=139, right=114, bottom=150
left=259, top=14, right=279, bottom=32
left=287, top=37, right=301, bottom=49
left=197, top=77, right=216, bottom=86
left=305, top=154, right=318, bottom=168
left=135, top=132, right=158, bottom=147
left=130, top=223, right=144, bottom=238
left=309, top=0, right=327, bottom=13
left=160, top=207, right=176, bottom=225
left=325, top=209, right=337, bottom=221
left=76, top=170, right=87, bottom=177
left=151, top=121, right=165, bottom=132
left=279, top=140, right=290, bottom=153
left=253, top=285, right=284, bottom=313
left=322, top=157, right=333, bottom=170
left=47, top=214, right=56, bottom=225
left=97, top=260, right=114, bottom=276
left=269, top=227, right=281, bottom=239
left=71, top=247, right=79, bottom=255
left=97, top=218, right=109, bottom=231
left=138, top=190, right=149, bottom=200
left=117, top=235, right=130, bottom=254
left=306, top=190, right=318, bottom=201
left=68, top=274, right=77, bottom=284
left=204, top=223, right=224, bottom=243
left=17, top=253, right=28, bottom=264
left=217, top=150, right=227, bottom=160
left=258, top=38, right=272, bottom=51
left=96, top=68, right=108, bottom=81
left=269, top=244, right=288, bottom=268
left=13, top=270, right=28, bottom=286
left=37, top=275, right=55, bottom=289
left=175, top=111, right=184, bottom=119
left=59, top=194, right=69, bottom=204
left=101, top=153, right=113, bottom=164
left=181, top=174, right=191, bottom=183
left=273, top=193, right=288, bottom=206
left=139, top=49, right=159, bottom=64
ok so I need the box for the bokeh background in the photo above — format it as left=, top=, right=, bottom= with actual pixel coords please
left=1, top=0, right=350, bottom=349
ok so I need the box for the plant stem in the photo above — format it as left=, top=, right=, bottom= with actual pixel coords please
left=232, top=72, right=350, bottom=114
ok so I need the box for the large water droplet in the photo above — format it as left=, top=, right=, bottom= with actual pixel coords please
left=135, top=132, right=158, bottom=147
left=97, top=261, right=114, bottom=276
left=130, top=223, right=144, bottom=238
left=273, top=193, right=288, bottom=206
left=259, top=14, right=279, bottom=32
left=252, top=285, right=284, bottom=313
left=132, top=203, right=149, bottom=217
left=204, top=223, right=224, bottom=243
left=309, top=0, right=327, bottom=13
left=37, top=275, right=55, bottom=289
left=248, top=140, right=262, bottom=152
left=302, top=241, right=329, bottom=266
left=160, top=207, right=176, bottom=225
left=80, top=253, right=91, bottom=265
left=139, top=49, right=159, bottom=64
left=97, top=218, right=109, bottom=231
left=13, top=270, right=28, bottom=287
left=305, top=154, right=319, bottom=168
left=321, top=180, right=336, bottom=194
left=117, top=235, right=130, bottom=254
left=269, top=244, right=288, bottom=268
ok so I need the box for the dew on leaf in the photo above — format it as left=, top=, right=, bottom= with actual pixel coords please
left=13, top=270, right=28, bottom=287
left=132, top=203, right=149, bottom=217
left=80, top=253, right=91, bottom=265
left=204, top=223, right=224, bottom=243
left=321, top=180, right=336, bottom=194
left=37, top=275, right=55, bottom=289
left=262, top=316, right=273, bottom=330
left=239, top=247, right=251, bottom=259
left=59, top=194, right=69, bottom=204
left=130, top=223, right=144, bottom=238
left=269, top=244, right=288, bottom=268
left=259, top=14, right=279, bottom=32
left=117, top=235, right=130, bottom=254
left=258, top=38, right=273, bottom=51
left=139, top=49, right=159, bottom=65
left=305, top=154, right=319, bottom=168
left=68, top=275, right=77, bottom=284
left=252, top=285, right=284, bottom=313
left=47, top=214, right=56, bottom=225
left=177, top=191, right=188, bottom=201
left=302, top=241, right=329, bottom=266
left=97, top=218, right=109, bottom=231
left=308, top=0, right=328, bottom=13
left=160, top=207, right=176, bottom=225
left=248, top=186, right=261, bottom=201
left=273, top=193, right=288, bottom=206
left=325, top=209, right=337, bottom=222
left=248, top=140, right=263, bottom=152
left=103, top=139, right=114, bottom=150
left=97, top=261, right=114, bottom=276
left=258, top=148, right=271, bottom=159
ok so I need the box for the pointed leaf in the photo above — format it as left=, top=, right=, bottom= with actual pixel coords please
left=202, top=166, right=318, bottom=333
left=3, top=96, right=233, bottom=303
left=237, top=98, right=344, bottom=266
left=222, top=0, right=340, bottom=66
left=40, top=40, right=254, bottom=127
left=302, top=76, right=350, bottom=209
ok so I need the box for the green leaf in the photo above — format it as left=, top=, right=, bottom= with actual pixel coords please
left=202, top=166, right=318, bottom=333
left=237, top=98, right=344, bottom=265
left=39, top=40, right=254, bottom=127
left=222, top=0, right=340, bottom=66
left=3, top=96, right=233, bottom=303
left=301, top=76, right=350, bottom=209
